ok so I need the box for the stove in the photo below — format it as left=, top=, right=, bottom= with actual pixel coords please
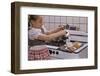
left=46, top=30, right=88, bottom=59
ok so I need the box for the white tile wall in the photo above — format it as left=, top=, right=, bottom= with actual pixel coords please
left=42, top=15, right=88, bottom=32
left=49, top=16, right=55, bottom=22
left=61, top=16, right=67, bottom=23
left=43, top=16, right=49, bottom=22
left=67, top=16, right=73, bottom=24
left=73, top=17, right=80, bottom=23
left=80, top=17, right=87, bottom=23
left=55, top=16, right=61, bottom=22
left=49, top=23, right=55, bottom=31
left=80, top=24, right=87, bottom=32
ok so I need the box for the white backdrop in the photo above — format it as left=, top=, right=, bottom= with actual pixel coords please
left=0, top=0, right=100, bottom=76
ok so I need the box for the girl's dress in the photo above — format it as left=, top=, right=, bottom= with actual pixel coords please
left=28, top=25, right=50, bottom=60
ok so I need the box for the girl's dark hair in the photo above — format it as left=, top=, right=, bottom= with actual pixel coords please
left=28, top=15, right=39, bottom=30
left=29, top=15, right=39, bottom=22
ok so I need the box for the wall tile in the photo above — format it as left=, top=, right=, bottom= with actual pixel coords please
left=79, top=24, right=87, bottom=32
left=55, top=16, right=61, bottom=22
left=49, top=16, right=55, bottom=22
left=73, top=17, right=80, bottom=23
left=43, top=16, right=50, bottom=22
left=80, top=17, right=87, bottom=23
left=61, top=16, right=67, bottom=23
left=67, top=16, right=73, bottom=24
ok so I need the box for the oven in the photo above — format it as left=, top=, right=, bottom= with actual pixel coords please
left=46, top=30, right=88, bottom=59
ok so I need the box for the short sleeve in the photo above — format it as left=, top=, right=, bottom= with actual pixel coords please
left=28, top=29, right=42, bottom=40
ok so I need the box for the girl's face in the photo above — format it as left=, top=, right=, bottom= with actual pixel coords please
left=31, top=16, right=43, bottom=28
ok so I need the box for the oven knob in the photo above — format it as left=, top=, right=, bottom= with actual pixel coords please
left=56, top=51, right=59, bottom=55
left=49, top=50, right=53, bottom=54
left=52, top=51, right=55, bottom=54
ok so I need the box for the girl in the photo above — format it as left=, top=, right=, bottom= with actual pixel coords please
left=28, top=15, right=67, bottom=60
left=28, top=15, right=66, bottom=42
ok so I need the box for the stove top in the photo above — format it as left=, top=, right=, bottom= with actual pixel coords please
left=46, top=42, right=88, bottom=59
left=46, top=30, right=88, bottom=59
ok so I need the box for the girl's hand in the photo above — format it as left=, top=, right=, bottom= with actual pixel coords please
left=58, top=25, right=65, bottom=30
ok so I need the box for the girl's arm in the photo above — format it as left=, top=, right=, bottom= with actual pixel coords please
left=37, top=30, right=66, bottom=41
left=45, top=26, right=64, bottom=35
